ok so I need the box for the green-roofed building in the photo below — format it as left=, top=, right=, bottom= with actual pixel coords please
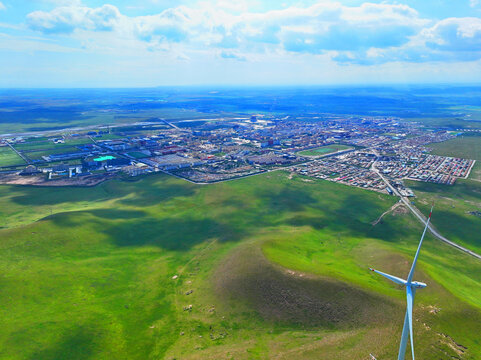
left=82, top=155, right=130, bottom=170
left=93, top=155, right=116, bottom=162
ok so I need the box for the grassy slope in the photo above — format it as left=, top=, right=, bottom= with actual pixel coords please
left=407, top=179, right=481, bottom=253
left=0, top=173, right=480, bottom=359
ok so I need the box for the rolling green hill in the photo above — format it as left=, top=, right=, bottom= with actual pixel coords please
left=0, top=172, right=480, bottom=359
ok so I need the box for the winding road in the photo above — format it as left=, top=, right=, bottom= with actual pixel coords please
left=371, top=150, right=481, bottom=260
left=399, top=195, right=481, bottom=260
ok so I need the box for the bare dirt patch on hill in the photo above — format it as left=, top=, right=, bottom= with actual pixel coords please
left=214, top=245, right=400, bottom=329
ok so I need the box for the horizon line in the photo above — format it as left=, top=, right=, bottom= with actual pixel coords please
left=2, top=82, right=481, bottom=90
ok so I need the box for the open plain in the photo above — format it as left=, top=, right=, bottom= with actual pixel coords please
left=0, top=170, right=480, bottom=359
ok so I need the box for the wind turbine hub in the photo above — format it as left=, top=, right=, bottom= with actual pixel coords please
left=411, top=281, right=427, bottom=289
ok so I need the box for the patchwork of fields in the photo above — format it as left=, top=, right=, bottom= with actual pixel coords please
left=0, top=170, right=480, bottom=359
left=16, top=138, right=93, bottom=162
left=0, top=146, right=25, bottom=167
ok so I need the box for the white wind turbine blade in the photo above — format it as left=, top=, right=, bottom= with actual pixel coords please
left=369, top=268, right=407, bottom=286
left=406, top=286, right=416, bottom=360
left=397, top=309, right=410, bottom=360
left=406, top=205, right=434, bottom=284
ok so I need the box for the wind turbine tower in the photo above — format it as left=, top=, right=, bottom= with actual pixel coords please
left=370, top=205, right=434, bottom=360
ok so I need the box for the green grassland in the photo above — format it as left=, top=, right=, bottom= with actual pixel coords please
left=25, top=147, right=84, bottom=160
left=428, top=133, right=481, bottom=181
left=405, top=117, right=481, bottom=130
left=429, top=134, right=481, bottom=161
left=404, top=133, right=481, bottom=257
left=0, top=108, right=226, bottom=134
left=11, top=138, right=93, bottom=162
left=14, top=138, right=93, bottom=152
left=297, top=144, right=351, bottom=157
left=0, top=171, right=480, bottom=359
left=0, top=146, right=25, bottom=167
left=94, top=133, right=125, bottom=140
left=407, top=179, right=481, bottom=253
left=127, top=151, right=150, bottom=159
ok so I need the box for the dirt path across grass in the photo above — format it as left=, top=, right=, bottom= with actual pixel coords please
left=371, top=201, right=403, bottom=226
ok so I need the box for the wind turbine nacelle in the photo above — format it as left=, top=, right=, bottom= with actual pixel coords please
left=412, top=281, right=427, bottom=288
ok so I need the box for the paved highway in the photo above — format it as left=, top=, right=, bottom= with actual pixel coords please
left=400, top=195, right=481, bottom=260
left=371, top=150, right=481, bottom=260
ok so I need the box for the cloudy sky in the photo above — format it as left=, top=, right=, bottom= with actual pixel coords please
left=0, top=0, right=481, bottom=87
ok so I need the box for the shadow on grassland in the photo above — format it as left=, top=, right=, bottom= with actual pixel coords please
left=28, top=326, right=98, bottom=360
left=45, top=208, right=146, bottom=226
left=46, top=208, right=242, bottom=251
left=105, top=216, right=242, bottom=250
left=254, top=185, right=318, bottom=213
left=40, top=176, right=397, bottom=251
left=215, top=181, right=398, bottom=243
left=215, top=246, right=400, bottom=329
left=428, top=209, right=481, bottom=249
left=7, top=185, right=112, bottom=206
left=408, top=179, right=481, bottom=200
left=8, top=174, right=196, bottom=207
left=117, top=182, right=197, bottom=207
left=278, top=193, right=394, bottom=239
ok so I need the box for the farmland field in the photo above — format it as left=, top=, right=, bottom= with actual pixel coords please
left=11, top=138, right=94, bottom=162
left=13, top=138, right=93, bottom=152
left=25, top=147, right=85, bottom=160
left=0, top=172, right=480, bottom=359
left=0, top=146, right=25, bottom=167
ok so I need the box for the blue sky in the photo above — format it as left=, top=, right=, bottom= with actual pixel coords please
left=0, top=0, right=480, bottom=87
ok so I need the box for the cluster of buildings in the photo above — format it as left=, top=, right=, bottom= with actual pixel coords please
left=293, top=152, right=386, bottom=192
left=0, top=114, right=475, bottom=190
left=292, top=128, right=475, bottom=194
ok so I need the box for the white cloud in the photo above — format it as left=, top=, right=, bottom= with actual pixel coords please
left=133, top=7, right=195, bottom=43
left=276, top=3, right=428, bottom=53
left=43, top=0, right=83, bottom=5
left=332, top=17, right=481, bottom=65
left=220, top=50, right=246, bottom=61
left=0, top=2, right=6, bottom=11
left=215, top=0, right=251, bottom=13
left=27, top=4, right=121, bottom=34
left=424, top=17, right=481, bottom=51
left=24, top=1, right=481, bottom=65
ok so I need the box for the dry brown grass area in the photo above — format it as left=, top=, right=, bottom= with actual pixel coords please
left=214, top=246, right=400, bottom=329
